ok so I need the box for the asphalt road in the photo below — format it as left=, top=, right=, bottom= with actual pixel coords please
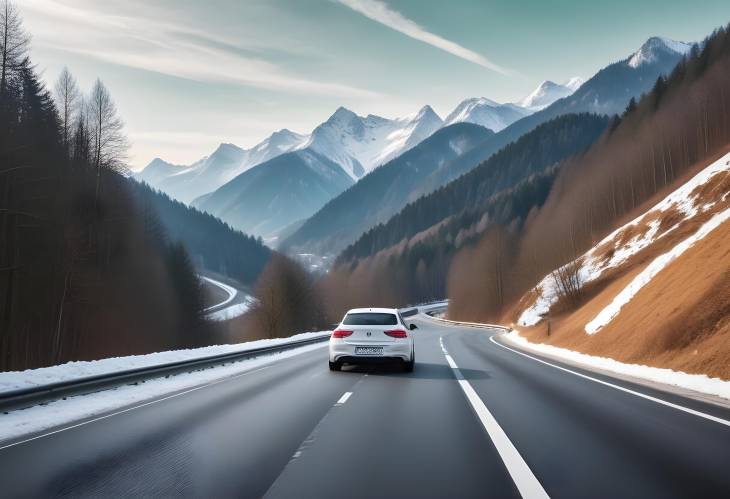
left=2, top=315, right=730, bottom=498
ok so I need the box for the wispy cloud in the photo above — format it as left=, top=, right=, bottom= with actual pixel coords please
left=334, top=0, right=511, bottom=75
left=20, top=0, right=380, bottom=98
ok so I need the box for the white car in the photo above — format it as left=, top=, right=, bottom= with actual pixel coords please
left=329, top=308, right=417, bottom=372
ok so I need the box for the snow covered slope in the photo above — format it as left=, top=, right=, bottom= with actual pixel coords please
left=517, top=151, right=730, bottom=329
left=302, top=105, right=444, bottom=180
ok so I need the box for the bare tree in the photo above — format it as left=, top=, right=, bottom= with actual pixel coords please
left=88, top=78, right=129, bottom=205
left=551, top=258, right=583, bottom=306
left=89, top=78, right=128, bottom=172
left=54, top=67, right=80, bottom=154
left=0, top=0, right=29, bottom=101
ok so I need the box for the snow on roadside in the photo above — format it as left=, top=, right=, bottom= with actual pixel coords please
left=518, top=152, right=730, bottom=327
left=0, top=331, right=330, bottom=394
left=585, top=206, right=730, bottom=333
left=0, top=341, right=328, bottom=444
left=505, top=330, right=730, bottom=401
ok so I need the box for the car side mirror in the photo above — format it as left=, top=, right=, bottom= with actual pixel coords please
left=409, top=323, right=418, bottom=331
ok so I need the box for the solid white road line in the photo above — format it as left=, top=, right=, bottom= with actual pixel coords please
left=336, top=392, right=353, bottom=405
left=490, top=335, right=730, bottom=428
left=440, top=337, right=549, bottom=499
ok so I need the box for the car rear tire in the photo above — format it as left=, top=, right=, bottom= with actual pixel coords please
left=403, top=352, right=415, bottom=372
left=329, top=361, right=341, bottom=371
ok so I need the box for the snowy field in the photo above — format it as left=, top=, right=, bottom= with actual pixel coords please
left=0, top=332, right=330, bottom=444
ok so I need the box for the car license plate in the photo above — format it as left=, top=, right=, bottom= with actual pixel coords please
left=355, top=346, right=383, bottom=356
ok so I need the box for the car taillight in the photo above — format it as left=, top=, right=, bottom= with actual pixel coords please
left=332, top=329, right=353, bottom=338
left=384, top=329, right=407, bottom=338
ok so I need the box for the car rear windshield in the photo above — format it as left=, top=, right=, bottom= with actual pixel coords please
left=342, top=313, right=398, bottom=326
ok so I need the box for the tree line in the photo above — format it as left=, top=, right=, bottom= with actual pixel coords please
left=131, top=182, right=272, bottom=286
left=0, top=1, right=212, bottom=370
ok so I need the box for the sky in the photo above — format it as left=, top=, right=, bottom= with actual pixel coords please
left=17, top=0, right=730, bottom=169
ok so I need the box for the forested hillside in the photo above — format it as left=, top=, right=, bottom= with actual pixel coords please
left=320, top=114, right=608, bottom=313
left=448, top=24, right=730, bottom=322
left=338, top=114, right=609, bottom=263
left=132, top=182, right=272, bottom=286
left=0, top=5, right=211, bottom=370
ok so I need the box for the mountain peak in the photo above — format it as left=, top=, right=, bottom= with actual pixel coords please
left=518, top=79, right=577, bottom=111
left=628, top=36, right=692, bottom=68
left=411, top=104, right=442, bottom=123
left=328, top=106, right=358, bottom=123
left=564, top=76, right=585, bottom=92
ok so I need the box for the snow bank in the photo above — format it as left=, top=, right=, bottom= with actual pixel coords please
left=0, top=331, right=331, bottom=395
left=518, top=152, right=730, bottom=327
left=0, top=341, right=327, bottom=444
left=505, top=330, right=730, bottom=401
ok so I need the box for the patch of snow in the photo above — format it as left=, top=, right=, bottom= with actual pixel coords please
left=506, top=330, right=730, bottom=401
left=0, top=338, right=329, bottom=443
left=585, top=205, right=730, bottom=333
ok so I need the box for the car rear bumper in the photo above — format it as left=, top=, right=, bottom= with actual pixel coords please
left=329, top=340, right=413, bottom=363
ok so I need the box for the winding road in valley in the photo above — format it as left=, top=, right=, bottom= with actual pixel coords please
left=2, top=314, right=730, bottom=498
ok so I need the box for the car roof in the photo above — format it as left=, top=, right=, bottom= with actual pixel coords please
left=346, top=307, right=399, bottom=314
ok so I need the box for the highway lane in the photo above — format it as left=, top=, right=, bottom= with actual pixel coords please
left=1, top=315, right=730, bottom=498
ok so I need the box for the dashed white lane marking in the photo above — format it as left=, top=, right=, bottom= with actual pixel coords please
left=336, top=392, right=353, bottom=405
left=440, top=337, right=549, bottom=499
left=489, top=335, right=730, bottom=428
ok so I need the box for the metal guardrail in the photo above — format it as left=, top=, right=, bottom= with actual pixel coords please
left=0, top=334, right=331, bottom=413
left=424, top=315, right=511, bottom=332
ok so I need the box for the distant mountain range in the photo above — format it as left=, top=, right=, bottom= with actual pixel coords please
left=134, top=77, right=580, bottom=205
left=281, top=36, right=693, bottom=256
left=191, top=149, right=354, bottom=243
left=136, top=129, right=306, bottom=204
left=136, top=36, right=692, bottom=247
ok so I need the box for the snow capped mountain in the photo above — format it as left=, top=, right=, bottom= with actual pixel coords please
left=564, top=76, right=585, bottom=92
left=518, top=78, right=584, bottom=111
left=628, top=36, right=692, bottom=68
left=443, top=97, right=529, bottom=132
left=135, top=129, right=306, bottom=203
left=302, top=105, right=444, bottom=179
left=443, top=77, right=583, bottom=131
